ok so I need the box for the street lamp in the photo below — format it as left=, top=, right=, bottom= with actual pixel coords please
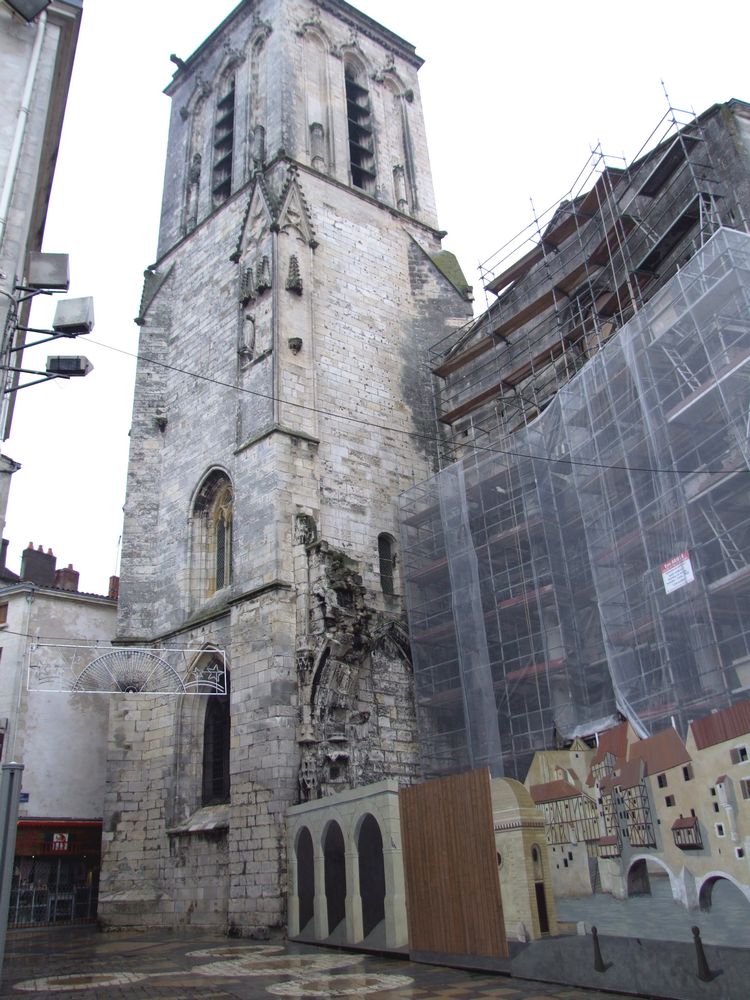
left=1, top=253, right=95, bottom=396
left=2, top=1, right=52, bottom=23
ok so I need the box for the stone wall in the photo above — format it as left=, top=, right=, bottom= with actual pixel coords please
left=104, top=0, right=472, bottom=933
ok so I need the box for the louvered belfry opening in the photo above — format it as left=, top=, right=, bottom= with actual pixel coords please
left=345, top=64, right=375, bottom=191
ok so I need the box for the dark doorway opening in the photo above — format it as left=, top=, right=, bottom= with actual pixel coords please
left=324, top=822, right=346, bottom=935
left=358, top=814, right=386, bottom=937
left=296, top=826, right=315, bottom=933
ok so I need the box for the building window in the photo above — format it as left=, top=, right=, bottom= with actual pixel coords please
left=0, top=603, right=7, bottom=627
left=657, top=773, right=668, bottom=788
left=730, top=746, right=748, bottom=764
left=202, top=675, right=230, bottom=806
left=215, top=505, right=231, bottom=591
left=736, top=847, right=745, bottom=859
left=212, top=77, right=235, bottom=206
left=682, top=764, right=693, bottom=781
left=665, top=795, right=676, bottom=807
left=715, top=823, right=725, bottom=837
left=345, top=62, right=375, bottom=191
left=378, top=533, right=397, bottom=596
left=191, top=470, right=233, bottom=603
left=740, top=779, right=750, bottom=800
left=713, top=802, right=720, bottom=813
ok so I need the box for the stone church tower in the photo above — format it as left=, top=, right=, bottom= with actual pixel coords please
left=99, top=0, right=471, bottom=932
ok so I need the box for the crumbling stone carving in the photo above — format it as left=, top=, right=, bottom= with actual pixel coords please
left=286, top=255, right=303, bottom=295
left=295, top=543, right=417, bottom=800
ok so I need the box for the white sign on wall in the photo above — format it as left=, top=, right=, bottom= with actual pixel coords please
left=52, top=833, right=69, bottom=852
left=661, top=551, right=695, bottom=594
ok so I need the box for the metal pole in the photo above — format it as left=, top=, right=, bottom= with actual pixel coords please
left=0, top=763, right=24, bottom=987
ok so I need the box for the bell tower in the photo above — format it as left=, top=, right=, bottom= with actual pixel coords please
left=101, top=0, right=472, bottom=933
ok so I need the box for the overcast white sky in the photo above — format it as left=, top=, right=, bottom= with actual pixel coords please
left=4, top=0, right=750, bottom=594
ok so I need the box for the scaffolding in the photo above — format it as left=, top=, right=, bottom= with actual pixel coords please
left=430, top=105, right=736, bottom=453
left=399, top=227, right=750, bottom=782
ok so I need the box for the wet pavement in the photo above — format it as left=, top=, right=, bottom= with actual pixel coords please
left=0, top=926, right=629, bottom=999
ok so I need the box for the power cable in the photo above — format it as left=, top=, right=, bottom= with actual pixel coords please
left=86, top=336, right=749, bottom=480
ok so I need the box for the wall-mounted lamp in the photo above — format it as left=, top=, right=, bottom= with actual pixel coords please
left=2, top=1, right=52, bottom=23
left=1, top=253, right=95, bottom=395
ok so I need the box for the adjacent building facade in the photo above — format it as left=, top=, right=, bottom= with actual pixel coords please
left=101, top=0, right=471, bottom=932
left=0, top=0, right=84, bottom=597
left=0, top=542, right=117, bottom=926
left=0, top=0, right=83, bottom=437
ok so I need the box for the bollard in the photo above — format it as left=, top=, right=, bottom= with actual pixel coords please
left=592, top=925, right=607, bottom=973
left=692, top=925, right=714, bottom=982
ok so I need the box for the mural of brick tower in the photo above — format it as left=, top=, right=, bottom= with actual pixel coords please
left=98, top=0, right=472, bottom=932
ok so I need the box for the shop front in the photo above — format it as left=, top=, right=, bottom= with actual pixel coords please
left=9, top=820, right=101, bottom=926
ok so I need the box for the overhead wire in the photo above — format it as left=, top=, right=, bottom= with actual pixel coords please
left=85, top=334, right=748, bottom=480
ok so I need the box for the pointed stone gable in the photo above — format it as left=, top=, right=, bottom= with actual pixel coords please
left=277, top=170, right=318, bottom=248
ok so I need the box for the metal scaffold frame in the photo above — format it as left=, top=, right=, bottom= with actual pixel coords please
left=430, top=105, right=731, bottom=459
left=400, top=227, right=750, bottom=782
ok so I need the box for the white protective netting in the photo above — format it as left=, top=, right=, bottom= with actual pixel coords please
left=400, top=228, right=750, bottom=781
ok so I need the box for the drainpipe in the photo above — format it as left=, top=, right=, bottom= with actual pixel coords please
left=0, top=11, right=48, bottom=253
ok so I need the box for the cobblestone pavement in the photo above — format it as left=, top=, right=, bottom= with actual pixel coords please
left=0, top=927, right=629, bottom=1000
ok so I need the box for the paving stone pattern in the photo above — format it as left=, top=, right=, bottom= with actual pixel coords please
left=0, top=928, right=624, bottom=1000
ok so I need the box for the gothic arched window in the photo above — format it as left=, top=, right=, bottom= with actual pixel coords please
left=191, top=470, right=233, bottom=603
left=378, top=532, right=397, bottom=596
left=344, top=61, right=375, bottom=191
left=202, top=673, right=230, bottom=805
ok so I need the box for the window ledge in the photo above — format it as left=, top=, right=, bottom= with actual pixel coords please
left=167, top=802, right=230, bottom=836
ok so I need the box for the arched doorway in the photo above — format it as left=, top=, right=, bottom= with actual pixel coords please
left=296, top=827, right=315, bottom=934
left=627, top=858, right=651, bottom=896
left=699, top=874, right=750, bottom=914
left=323, top=822, right=346, bottom=936
left=358, top=814, right=386, bottom=938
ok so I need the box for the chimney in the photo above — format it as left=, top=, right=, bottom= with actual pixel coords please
left=108, top=575, right=120, bottom=601
left=54, top=563, right=79, bottom=592
left=21, top=543, right=56, bottom=587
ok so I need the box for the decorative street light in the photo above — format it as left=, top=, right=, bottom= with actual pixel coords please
left=1, top=253, right=94, bottom=397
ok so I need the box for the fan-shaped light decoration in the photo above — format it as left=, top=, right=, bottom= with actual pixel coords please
left=72, top=649, right=184, bottom=693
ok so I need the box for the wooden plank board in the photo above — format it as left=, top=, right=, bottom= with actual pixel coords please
left=399, top=769, right=508, bottom=958
left=439, top=379, right=506, bottom=424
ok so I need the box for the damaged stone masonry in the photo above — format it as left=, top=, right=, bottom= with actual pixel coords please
left=294, top=514, right=418, bottom=801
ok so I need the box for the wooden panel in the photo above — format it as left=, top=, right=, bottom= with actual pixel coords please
left=432, top=334, right=496, bottom=377
left=399, top=769, right=508, bottom=958
left=484, top=243, right=544, bottom=295
left=502, top=340, right=566, bottom=389
left=439, top=379, right=506, bottom=424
